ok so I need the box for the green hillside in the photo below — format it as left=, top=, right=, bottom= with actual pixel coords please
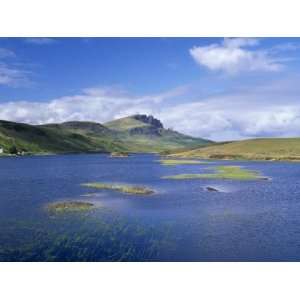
left=0, top=120, right=126, bottom=154
left=104, top=114, right=212, bottom=152
left=40, top=121, right=112, bottom=136
left=0, top=115, right=211, bottom=155
left=170, top=138, right=300, bottom=161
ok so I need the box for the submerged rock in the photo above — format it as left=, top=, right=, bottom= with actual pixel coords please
left=205, top=186, right=220, bottom=192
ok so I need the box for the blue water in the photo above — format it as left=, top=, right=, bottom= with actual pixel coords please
left=1, top=153, right=300, bottom=261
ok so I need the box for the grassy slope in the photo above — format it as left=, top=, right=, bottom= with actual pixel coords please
left=104, top=117, right=149, bottom=131
left=170, top=138, right=300, bottom=161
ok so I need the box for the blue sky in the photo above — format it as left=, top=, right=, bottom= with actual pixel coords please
left=0, top=37, right=226, bottom=100
left=1, top=37, right=300, bottom=141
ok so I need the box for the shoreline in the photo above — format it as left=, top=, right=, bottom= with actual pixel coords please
left=166, top=154, right=300, bottom=163
left=1, top=150, right=300, bottom=162
left=0, top=151, right=159, bottom=158
left=168, top=157, right=300, bottom=163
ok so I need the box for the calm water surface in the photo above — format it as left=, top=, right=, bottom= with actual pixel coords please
left=1, top=154, right=300, bottom=261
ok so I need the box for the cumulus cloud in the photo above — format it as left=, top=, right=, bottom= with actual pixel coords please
left=157, top=77, right=300, bottom=140
left=159, top=98, right=300, bottom=141
left=0, top=87, right=168, bottom=125
left=190, top=38, right=283, bottom=74
left=1, top=79, right=300, bottom=141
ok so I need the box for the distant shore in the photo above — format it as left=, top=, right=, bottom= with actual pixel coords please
left=1, top=151, right=300, bottom=162
left=167, top=153, right=300, bottom=162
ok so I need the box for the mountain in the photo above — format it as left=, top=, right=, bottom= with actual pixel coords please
left=104, top=114, right=212, bottom=152
left=169, top=138, right=300, bottom=161
left=0, top=115, right=211, bottom=155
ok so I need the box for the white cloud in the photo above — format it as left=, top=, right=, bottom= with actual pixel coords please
left=190, top=38, right=282, bottom=74
left=0, top=47, right=31, bottom=87
left=159, top=100, right=300, bottom=141
left=157, top=78, right=300, bottom=141
left=24, top=38, right=56, bottom=45
left=0, top=87, right=161, bottom=125
left=1, top=79, right=300, bottom=142
left=0, top=63, right=31, bottom=87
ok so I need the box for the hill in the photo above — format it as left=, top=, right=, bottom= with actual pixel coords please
left=104, top=114, right=212, bottom=152
left=169, top=138, right=300, bottom=161
left=0, top=120, right=126, bottom=154
left=0, top=115, right=211, bottom=155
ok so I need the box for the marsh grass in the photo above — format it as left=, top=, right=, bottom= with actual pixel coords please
left=163, top=165, right=267, bottom=181
left=47, top=201, right=94, bottom=214
left=82, top=183, right=154, bottom=195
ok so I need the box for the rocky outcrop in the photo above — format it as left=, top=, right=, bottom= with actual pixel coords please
left=127, top=115, right=164, bottom=136
left=129, top=126, right=163, bottom=136
left=132, top=114, right=163, bottom=129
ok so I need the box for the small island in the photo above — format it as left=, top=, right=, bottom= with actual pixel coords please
left=46, top=201, right=94, bottom=213
left=163, top=165, right=268, bottom=181
left=82, top=182, right=154, bottom=195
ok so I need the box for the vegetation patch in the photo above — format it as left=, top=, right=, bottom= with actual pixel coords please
left=163, top=165, right=267, bottom=181
left=47, top=201, right=94, bottom=214
left=159, top=159, right=208, bottom=165
left=82, top=182, right=154, bottom=195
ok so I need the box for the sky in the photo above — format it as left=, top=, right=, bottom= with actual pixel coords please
left=1, top=37, right=300, bottom=141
